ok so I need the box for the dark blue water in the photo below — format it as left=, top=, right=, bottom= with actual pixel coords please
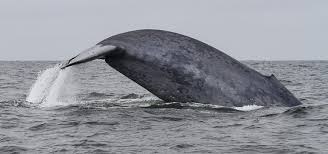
left=0, top=60, right=327, bottom=153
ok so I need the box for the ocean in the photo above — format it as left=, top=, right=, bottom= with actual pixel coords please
left=0, top=60, right=327, bottom=153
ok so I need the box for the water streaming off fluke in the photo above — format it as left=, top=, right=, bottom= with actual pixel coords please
left=26, top=64, right=78, bottom=107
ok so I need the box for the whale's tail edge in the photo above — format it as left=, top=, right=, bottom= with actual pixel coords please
left=61, top=45, right=118, bottom=69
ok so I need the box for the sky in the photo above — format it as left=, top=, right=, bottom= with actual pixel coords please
left=0, top=0, right=327, bottom=61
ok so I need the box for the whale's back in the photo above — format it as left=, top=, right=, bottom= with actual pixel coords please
left=99, top=29, right=301, bottom=107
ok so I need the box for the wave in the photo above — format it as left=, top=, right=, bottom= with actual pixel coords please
left=1, top=97, right=269, bottom=114
left=120, top=93, right=140, bottom=99
left=143, top=102, right=251, bottom=113
left=0, top=99, right=31, bottom=108
left=0, top=146, right=28, bottom=154
left=282, top=104, right=328, bottom=117
left=285, top=105, right=328, bottom=114
left=87, top=92, right=113, bottom=98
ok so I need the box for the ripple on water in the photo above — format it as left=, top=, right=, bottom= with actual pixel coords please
left=0, top=146, right=28, bottom=154
left=213, top=123, right=243, bottom=129
left=171, top=143, right=194, bottom=150
left=28, top=123, right=50, bottom=131
left=72, top=139, right=108, bottom=147
left=83, top=121, right=120, bottom=126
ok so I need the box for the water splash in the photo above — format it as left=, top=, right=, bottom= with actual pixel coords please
left=26, top=65, right=61, bottom=103
left=26, top=64, right=78, bottom=107
left=233, top=105, right=263, bottom=111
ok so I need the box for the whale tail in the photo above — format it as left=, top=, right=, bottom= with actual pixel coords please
left=61, top=45, right=118, bottom=69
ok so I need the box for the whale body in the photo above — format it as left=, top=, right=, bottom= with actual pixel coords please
left=62, top=29, right=301, bottom=107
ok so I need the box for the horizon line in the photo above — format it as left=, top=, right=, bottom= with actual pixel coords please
left=0, top=59, right=327, bottom=62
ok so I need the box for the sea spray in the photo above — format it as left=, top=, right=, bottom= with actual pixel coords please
left=26, top=64, right=78, bottom=107
left=26, top=65, right=60, bottom=103
left=233, top=105, right=263, bottom=111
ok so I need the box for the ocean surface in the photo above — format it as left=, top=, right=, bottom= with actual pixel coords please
left=0, top=60, right=327, bottom=153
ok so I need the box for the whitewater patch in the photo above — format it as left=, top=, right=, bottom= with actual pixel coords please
left=233, top=105, right=264, bottom=111
left=26, top=64, right=78, bottom=107
left=184, top=103, right=263, bottom=111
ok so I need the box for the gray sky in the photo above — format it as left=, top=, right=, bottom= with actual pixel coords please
left=0, top=0, right=327, bottom=60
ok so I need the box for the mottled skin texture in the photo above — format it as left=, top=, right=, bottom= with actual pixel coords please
left=98, top=29, right=301, bottom=107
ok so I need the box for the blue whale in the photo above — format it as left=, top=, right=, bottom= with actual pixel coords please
left=62, top=29, right=301, bottom=107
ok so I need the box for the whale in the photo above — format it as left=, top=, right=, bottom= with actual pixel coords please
left=61, top=29, right=301, bottom=107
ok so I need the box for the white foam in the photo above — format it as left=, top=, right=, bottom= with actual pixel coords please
left=26, top=64, right=78, bottom=107
left=26, top=65, right=60, bottom=103
left=233, top=105, right=263, bottom=111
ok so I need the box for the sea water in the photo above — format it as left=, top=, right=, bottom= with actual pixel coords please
left=0, top=60, right=327, bottom=153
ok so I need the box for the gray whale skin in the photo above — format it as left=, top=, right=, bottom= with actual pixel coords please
left=62, top=29, right=301, bottom=107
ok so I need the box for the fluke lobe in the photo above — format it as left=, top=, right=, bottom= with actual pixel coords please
left=62, top=29, right=301, bottom=107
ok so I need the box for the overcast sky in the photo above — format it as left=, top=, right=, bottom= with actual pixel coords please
left=0, top=0, right=327, bottom=60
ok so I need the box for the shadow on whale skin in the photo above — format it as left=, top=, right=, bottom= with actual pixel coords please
left=61, top=29, right=301, bottom=107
